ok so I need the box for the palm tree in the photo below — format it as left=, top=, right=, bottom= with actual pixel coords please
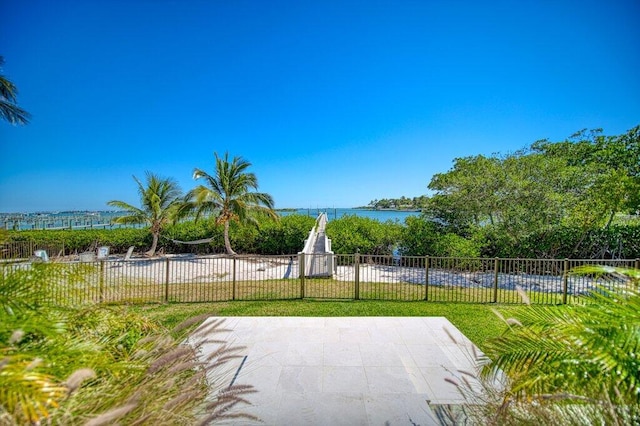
left=0, top=56, right=30, bottom=125
left=107, top=172, right=182, bottom=256
left=186, top=152, right=276, bottom=255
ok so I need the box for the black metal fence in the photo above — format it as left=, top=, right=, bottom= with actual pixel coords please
left=2, top=253, right=638, bottom=306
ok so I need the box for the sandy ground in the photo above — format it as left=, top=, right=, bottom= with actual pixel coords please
left=94, top=253, right=608, bottom=295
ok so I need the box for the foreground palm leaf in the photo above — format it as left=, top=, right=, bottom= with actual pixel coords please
left=0, top=262, right=255, bottom=424
left=0, top=56, right=30, bottom=125
left=482, top=266, right=640, bottom=420
left=0, top=355, right=67, bottom=423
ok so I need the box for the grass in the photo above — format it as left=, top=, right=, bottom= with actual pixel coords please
left=130, top=299, right=532, bottom=350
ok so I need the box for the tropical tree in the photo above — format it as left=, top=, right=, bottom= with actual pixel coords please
left=107, top=172, right=182, bottom=256
left=0, top=56, right=30, bottom=125
left=532, top=126, right=640, bottom=223
left=185, top=152, right=276, bottom=255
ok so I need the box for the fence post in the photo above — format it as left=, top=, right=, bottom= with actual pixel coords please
left=99, top=260, right=105, bottom=303
left=493, top=258, right=499, bottom=303
left=232, top=257, right=237, bottom=301
left=299, top=254, right=305, bottom=299
left=636, top=258, right=639, bottom=271
left=424, top=256, right=429, bottom=301
left=164, top=258, right=170, bottom=303
left=354, top=253, right=360, bottom=300
left=562, top=258, right=569, bottom=305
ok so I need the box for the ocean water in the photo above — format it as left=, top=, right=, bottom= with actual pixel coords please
left=281, top=208, right=421, bottom=223
left=1, top=208, right=421, bottom=231
left=1, top=211, right=137, bottom=231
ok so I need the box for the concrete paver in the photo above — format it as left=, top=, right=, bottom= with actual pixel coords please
left=197, top=317, right=481, bottom=425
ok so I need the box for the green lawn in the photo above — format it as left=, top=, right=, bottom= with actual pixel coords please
left=132, top=299, right=527, bottom=350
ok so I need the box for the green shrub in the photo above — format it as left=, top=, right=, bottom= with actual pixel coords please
left=398, top=216, right=444, bottom=256
left=6, top=228, right=151, bottom=255
left=254, top=214, right=316, bottom=254
left=0, top=263, right=255, bottom=424
left=326, top=215, right=401, bottom=255
left=163, top=219, right=223, bottom=254
left=478, top=224, right=640, bottom=258
left=433, top=233, right=481, bottom=257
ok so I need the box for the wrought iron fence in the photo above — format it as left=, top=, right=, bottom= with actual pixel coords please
left=1, top=241, right=66, bottom=260
left=1, top=253, right=638, bottom=306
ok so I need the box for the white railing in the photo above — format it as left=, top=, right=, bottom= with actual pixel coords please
left=298, top=213, right=334, bottom=277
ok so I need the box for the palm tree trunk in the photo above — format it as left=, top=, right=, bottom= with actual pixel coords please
left=147, top=232, right=159, bottom=257
left=223, top=221, right=236, bottom=256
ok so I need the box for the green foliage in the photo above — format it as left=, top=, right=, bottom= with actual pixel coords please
left=108, top=172, right=183, bottom=256
left=425, top=126, right=640, bottom=258
left=162, top=214, right=315, bottom=255
left=253, top=214, right=316, bottom=254
left=398, top=215, right=444, bottom=256
left=365, top=195, right=428, bottom=210
left=185, top=152, right=277, bottom=255
left=399, top=215, right=482, bottom=257
left=0, top=55, right=31, bottom=125
left=479, top=223, right=640, bottom=259
left=6, top=218, right=640, bottom=259
left=326, top=215, right=401, bottom=255
left=0, top=263, right=254, bottom=424
left=4, top=215, right=315, bottom=256
left=6, top=228, right=151, bottom=254
left=480, top=267, right=640, bottom=423
left=433, top=233, right=482, bottom=258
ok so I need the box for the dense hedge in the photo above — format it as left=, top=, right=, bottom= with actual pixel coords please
left=325, top=215, right=402, bottom=255
left=398, top=216, right=640, bottom=259
left=398, top=216, right=481, bottom=257
left=5, top=214, right=316, bottom=256
left=488, top=224, right=640, bottom=259
left=6, top=228, right=151, bottom=254
left=162, top=214, right=316, bottom=255
left=5, top=214, right=640, bottom=259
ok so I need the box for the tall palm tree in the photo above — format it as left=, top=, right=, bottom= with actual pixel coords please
left=186, top=152, right=276, bottom=255
left=108, top=172, right=182, bottom=256
left=0, top=56, right=30, bottom=125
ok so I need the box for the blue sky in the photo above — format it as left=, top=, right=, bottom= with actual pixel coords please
left=1, top=0, right=639, bottom=213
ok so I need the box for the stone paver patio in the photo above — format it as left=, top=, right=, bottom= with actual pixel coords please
left=197, top=317, right=480, bottom=425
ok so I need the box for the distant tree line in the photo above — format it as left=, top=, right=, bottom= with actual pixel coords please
left=364, top=195, right=429, bottom=210
left=351, top=126, right=640, bottom=259
left=5, top=126, right=639, bottom=259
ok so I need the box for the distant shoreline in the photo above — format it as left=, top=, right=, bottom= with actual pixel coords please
left=352, top=207, right=422, bottom=212
left=3, top=207, right=423, bottom=215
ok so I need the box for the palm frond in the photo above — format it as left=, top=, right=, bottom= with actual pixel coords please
left=0, top=99, right=30, bottom=125
left=0, top=57, right=31, bottom=125
left=187, top=152, right=277, bottom=253
left=485, top=270, right=640, bottom=406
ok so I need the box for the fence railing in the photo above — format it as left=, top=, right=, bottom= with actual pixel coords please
left=1, top=241, right=67, bottom=260
left=2, top=254, right=638, bottom=306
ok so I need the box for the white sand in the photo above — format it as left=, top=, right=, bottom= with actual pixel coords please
left=97, top=254, right=605, bottom=295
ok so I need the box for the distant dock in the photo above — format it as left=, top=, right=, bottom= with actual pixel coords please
left=0, top=212, right=135, bottom=231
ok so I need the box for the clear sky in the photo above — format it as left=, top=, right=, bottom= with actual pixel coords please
left=1, top=0, right=639, bottom=213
